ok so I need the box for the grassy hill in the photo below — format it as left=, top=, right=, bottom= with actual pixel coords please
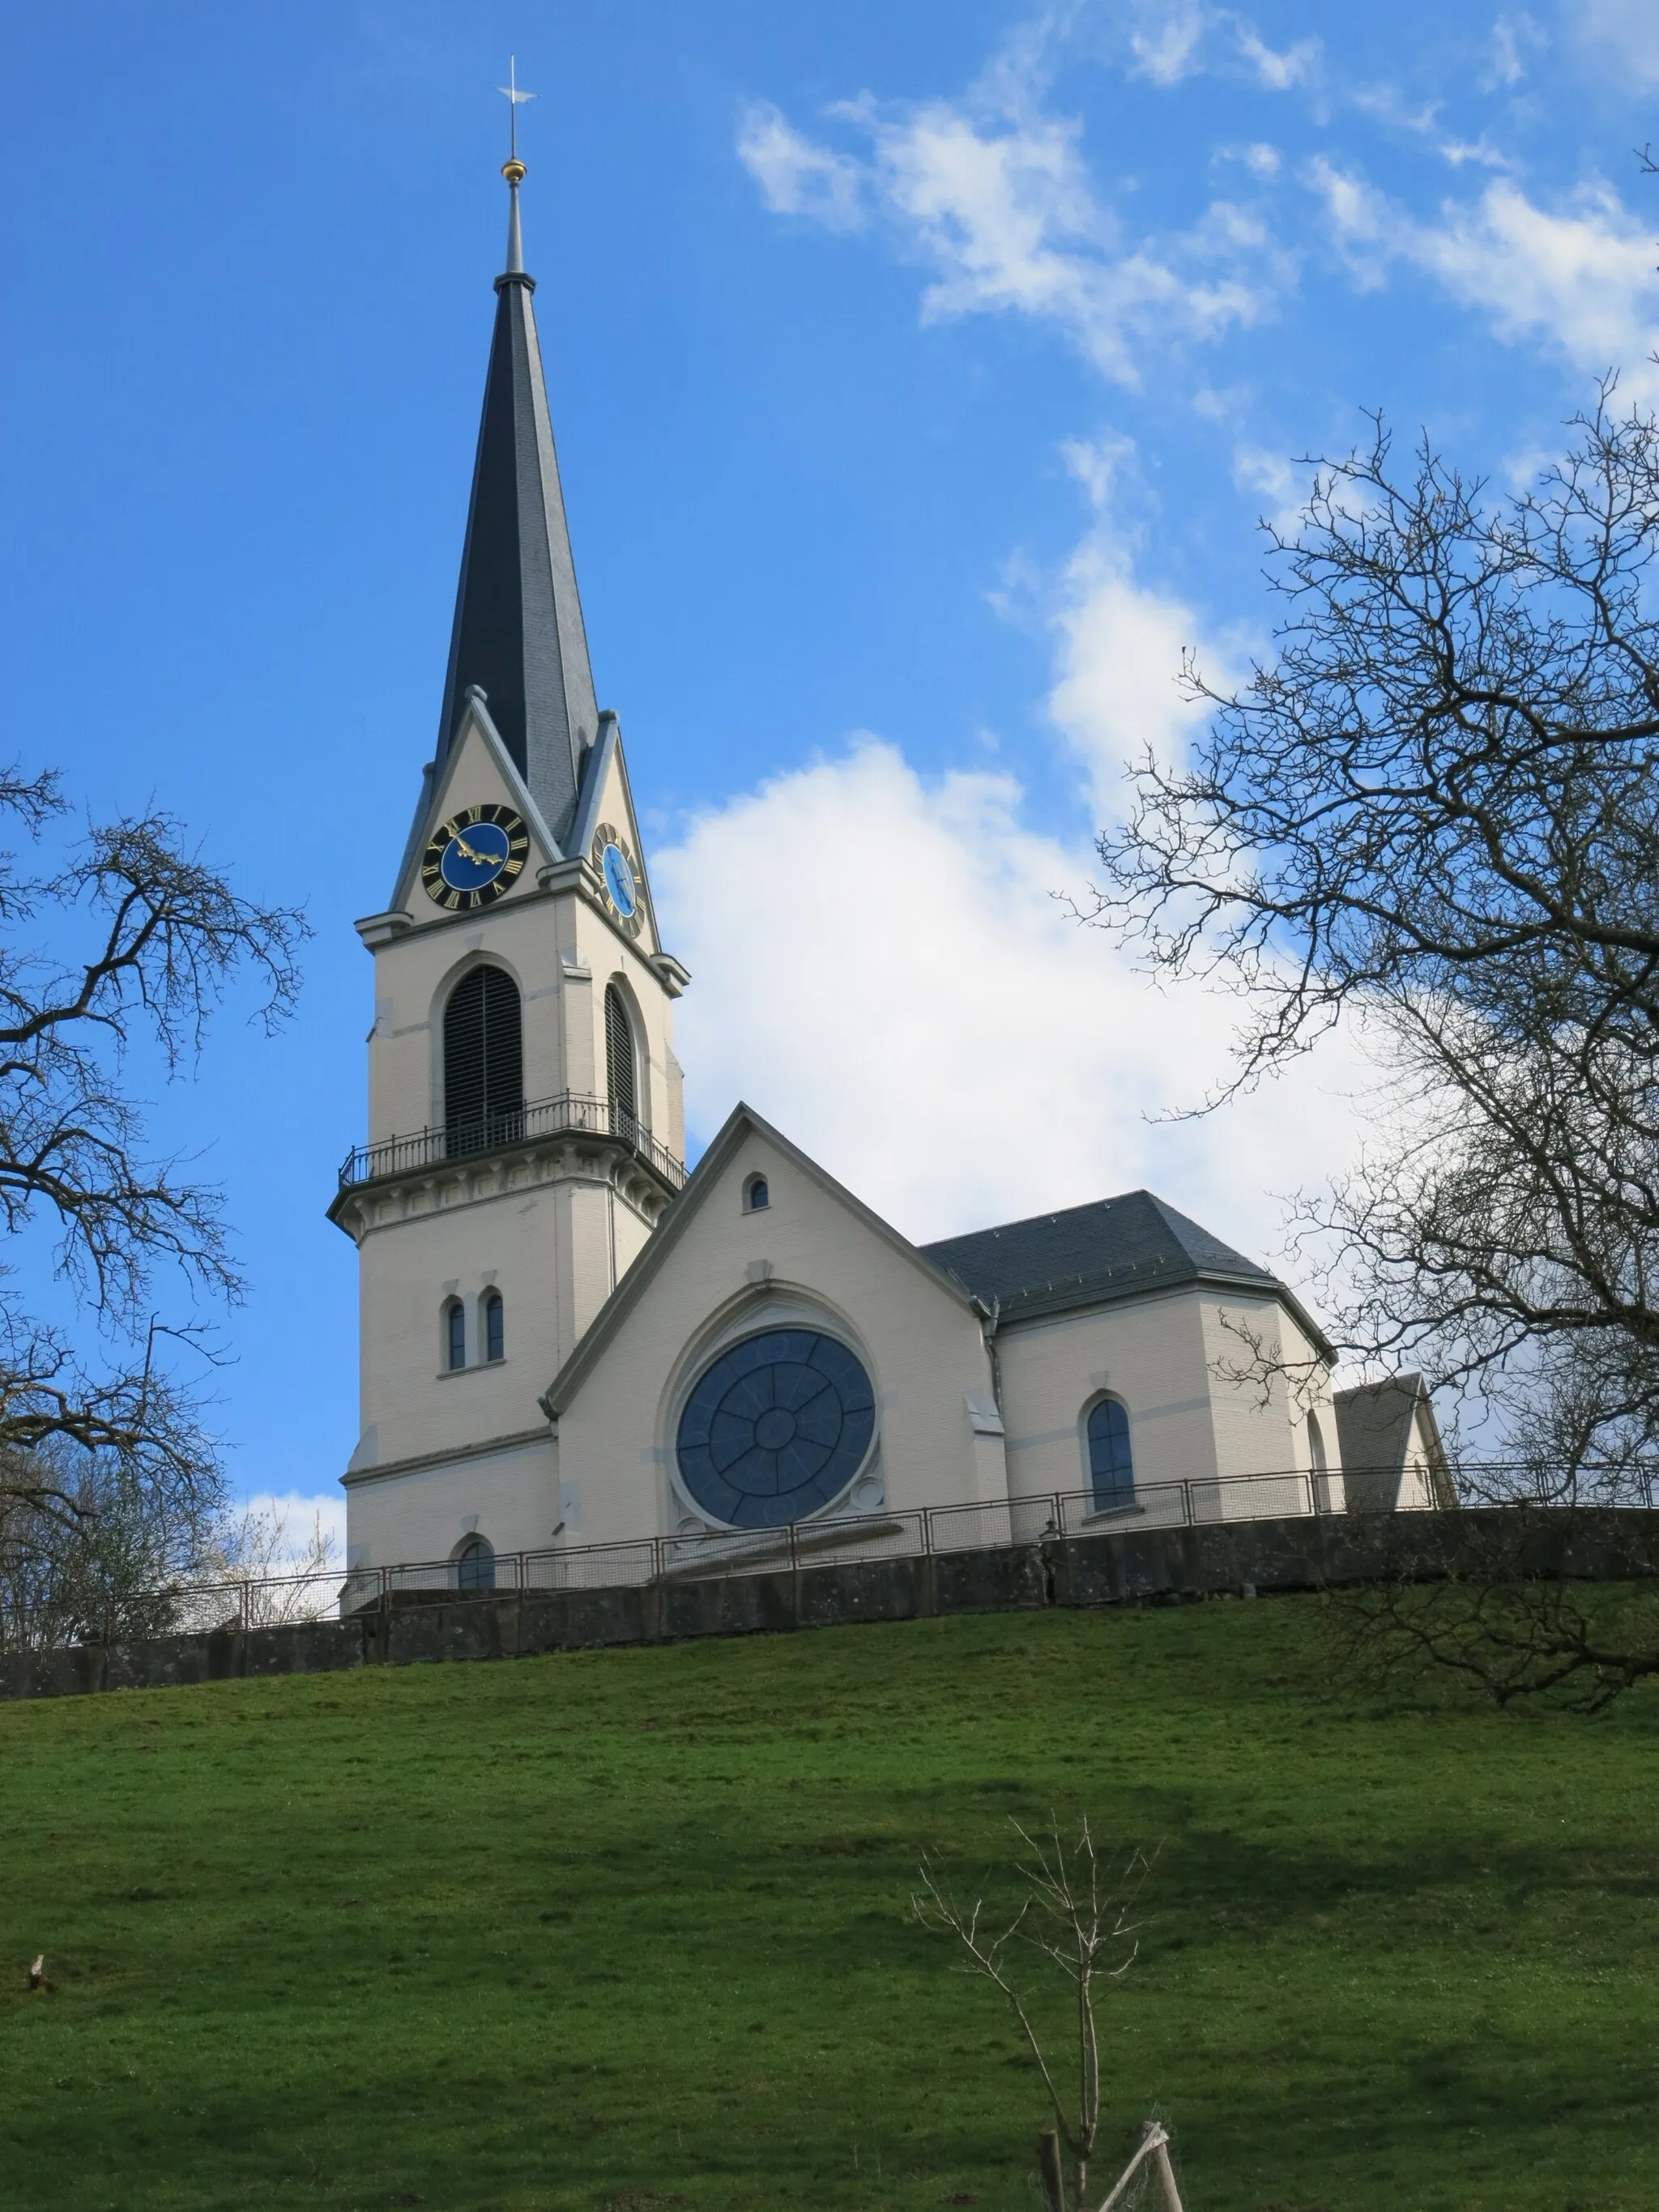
left=0, top=1599, right=1653, bottom=2211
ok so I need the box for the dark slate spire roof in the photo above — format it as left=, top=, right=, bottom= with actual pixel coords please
left=922, top=1189, right=1290, bottom=1329
left=434, top=168, right=599, bottom=850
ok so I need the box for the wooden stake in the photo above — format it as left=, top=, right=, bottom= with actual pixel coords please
left=1037, top=2129, right=1066, bottom=2212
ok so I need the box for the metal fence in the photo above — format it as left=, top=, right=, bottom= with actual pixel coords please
left=156, top=1464, right=1352, bottom=1628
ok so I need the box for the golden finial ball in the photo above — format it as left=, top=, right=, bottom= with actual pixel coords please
left=502, top=158, right=527, bottom=185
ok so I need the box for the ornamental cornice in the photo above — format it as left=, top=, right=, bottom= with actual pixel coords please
left=326, top=1130, right=675, bottom=1246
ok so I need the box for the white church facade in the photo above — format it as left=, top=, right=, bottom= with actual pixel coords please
left=331, top=161, right=1422, bottom=1586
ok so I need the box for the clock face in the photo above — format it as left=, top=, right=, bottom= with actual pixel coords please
left=590, top=823, right=646, bottom=939
left=421, top=803, right=529, bottom=910
left=601, top=842, right=636, bottom=916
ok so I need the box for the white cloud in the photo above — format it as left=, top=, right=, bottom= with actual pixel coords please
left=1411, top=180, right=1657, bottom=377
left=1044, top=446, right=1218, bottom=808
left=1231, top=444, right=1307, bottom=535
left=1439, top=137, right=1512, bottom=170
left=1574, top=0, right=1659, bottom=85
left=1307, top=163, right=1659, bottom=382
left=739, top=79, right=1285, bottom=386
left=1236, top=27, right=1319, bottom=89
left=1484, top=14, right=1544, bottom=88
left=737, top=100, right=864, bottom=231
left=1129, top=6, right=1208, bottom=85
left=655, top=739, right=1359, bottom=1269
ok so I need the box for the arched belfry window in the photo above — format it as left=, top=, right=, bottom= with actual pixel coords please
left=1086, top=1398, right=1134, bottom=1510
left=445, top=1300, right=466, bottom=1371
left=604, top=984, right=637, bottom=1135
left=444, top=966, right=523, bottom=1156
left=484, top=1289, right=505, bottom=1364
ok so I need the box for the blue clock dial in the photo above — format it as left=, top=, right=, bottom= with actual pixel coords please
left=601, top=842, right=637, bottom=916
left=420, top=803, right=530, bottom=911
left=441, top=820, right=510, bottom=889
left=590, top=823, right=646, bottom=939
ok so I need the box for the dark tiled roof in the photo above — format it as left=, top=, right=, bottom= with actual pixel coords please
left=920, top=1189, right=1278, bottom=1328
left=433, top=199, right=600, bottom=851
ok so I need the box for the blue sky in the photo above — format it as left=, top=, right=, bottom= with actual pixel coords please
left=2, top=0, right=1657, bottom=1525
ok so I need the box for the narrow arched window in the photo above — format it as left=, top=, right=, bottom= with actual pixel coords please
left=446, top=1300, right=466, bottom=1371
left=604, top=983, right=637, bottom=1132
left=456, top=1535, right=495, bottom=1592
left=1086, top=1398, right=1134, bottom=1508
left=444, top=965, right=523, bottom=1155
left=484, top=1289, right=505, bottom=1363
left=744, top=1174, right=769, bottom=1213
left=1307, top=1409, right=1331, bottom=1512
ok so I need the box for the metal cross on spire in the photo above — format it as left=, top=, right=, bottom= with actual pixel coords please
left=497, top=55, right=537, bottom=168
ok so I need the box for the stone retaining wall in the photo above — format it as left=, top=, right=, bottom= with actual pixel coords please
left=3, top=1507, right=1653, bottom=1702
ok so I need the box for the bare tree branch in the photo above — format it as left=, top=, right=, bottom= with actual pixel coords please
left=912, top=1819, right=1153, bottom=2211
left=0, top=766, right=308, bottom=1582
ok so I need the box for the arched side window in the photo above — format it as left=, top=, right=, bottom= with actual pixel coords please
left=444, top=965, right=523, bottom=1156
left=484, top=1289, right=505, bottom=1364
left=1307, top=1410, right=1328, bottom=1477
left=1085, top=1397, right=1134, bottom=1509
left=445, top=1299, right=466, bottom=1372
left=1307, top=1409, right=1332, bottom=1513
left=604, top=983, right=637, bottom=1134
left=744, top=1174, right=770, bottom=1213
left=456, top=1535, right=495, bottom=1592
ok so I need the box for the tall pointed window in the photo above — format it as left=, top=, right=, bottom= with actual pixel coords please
left=444, top=965, right=523, bottom=1156
left=484, top=1289, right=505, bottom=1364
left=1085, top=1398, right=1134, bottom=1510
left=604, top=984, right=637, bottom=1135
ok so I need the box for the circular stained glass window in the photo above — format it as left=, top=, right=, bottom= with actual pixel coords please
left=675, top=1327, right=876, bottom=1529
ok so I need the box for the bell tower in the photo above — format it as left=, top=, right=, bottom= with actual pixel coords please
left=329, top=154, right=689, bottom=1574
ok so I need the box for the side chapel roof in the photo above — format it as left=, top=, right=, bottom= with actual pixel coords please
left=922, top=1188, right=1330, bottom=1352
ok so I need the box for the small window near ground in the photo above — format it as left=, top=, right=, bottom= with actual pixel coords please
left=744, top=1174, right=770, bottom=1213
left=446, top=1300, right=466, bottom=1371
left=456, top=1535, right=495, bottom=1592
left=484, top=1289, right=505, bottom=1363
left=1086, top=1397, right=1134, bottom=1508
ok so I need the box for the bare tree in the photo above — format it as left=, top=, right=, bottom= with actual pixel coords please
left=191, top=1499, right=342, bottom=1627
left=0, top=765, right=305, bottom=1567
left=912, top=1818, right=1154, bottom=2212
left=1088, top=388, right=1659, bottom=1474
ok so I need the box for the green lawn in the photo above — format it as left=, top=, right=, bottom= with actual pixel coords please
left=0, top=1600, right=1653, bottom=2211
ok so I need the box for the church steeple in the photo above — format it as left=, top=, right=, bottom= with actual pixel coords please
left=434, top=157, right=599, bottom=850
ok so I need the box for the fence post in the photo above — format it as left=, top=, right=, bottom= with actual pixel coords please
left=1182, top=1479, right=1194, bottom=1527
left=379, top=1565, right=390, bottom=1615
left=652, top=1535, right=664, bottom=1585
left=787, top=1519, right=800, bottom=1574
left=922, top=1505, right=935, bottom=1555
left=241, top=1580, right=251, bottom=1633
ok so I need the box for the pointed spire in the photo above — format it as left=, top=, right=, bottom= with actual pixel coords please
left=434, top=152, right=599, bottom=850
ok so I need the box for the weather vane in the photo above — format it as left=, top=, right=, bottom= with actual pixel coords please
left=497, top=54, right=537, bottom=181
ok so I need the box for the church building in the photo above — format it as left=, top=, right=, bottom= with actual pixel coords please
left=330, top=160, right=1371, bottom=1585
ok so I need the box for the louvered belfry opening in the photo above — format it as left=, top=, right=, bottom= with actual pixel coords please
left=444, top=965, right=524, bottom=1157
left=604, top=983, right=637, bottom=1137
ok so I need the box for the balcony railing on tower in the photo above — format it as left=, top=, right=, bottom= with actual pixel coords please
left=338, top=1090, right=684, bottom=1192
